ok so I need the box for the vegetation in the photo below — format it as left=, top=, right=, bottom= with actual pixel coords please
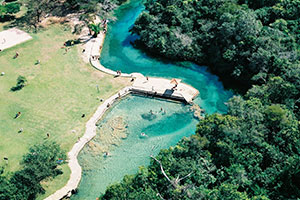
left=89, top=22, right=102, bottom=37
left=0, top=141, right=66, bottom=200
left=0, top=24, right=130, bottom=198
left=0, top=2, right=20, bottom=20
left=20, top=0, right=126, bottom=31
left=131, top=0, right=300, bottom=90
left=10, top=75, right=27, bottom=91
left=0, top=0, right=130, bottom=198
left=100, top=0, right=300, bottom=199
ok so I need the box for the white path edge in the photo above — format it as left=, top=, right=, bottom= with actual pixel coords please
left=45, top=31, right=198, bottom=199
left=45, top=86, right=132, bottom=200
left=45, top=32, right=133, bottom=200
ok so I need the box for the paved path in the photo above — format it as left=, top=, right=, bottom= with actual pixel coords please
left=46, top=31, right=199, bottom=200
left=89, top=33, right=132, bottom=77
left=0, top=28, right=32, bottom=51
left=86, top=32, right=198, bottom=103
left=44, top=87, right=131, bottom=200
left=132, top=76, right=198, bottom=103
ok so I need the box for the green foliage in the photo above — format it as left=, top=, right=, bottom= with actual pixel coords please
left=22, top=0, right=126, bottom=30
left=0, top=141, right=66, bottom=200
left=10, top=75, right=27, bottom=91
left=99, top=0, right=300, bottom=199
left=130, top=0, right=300, bottom=91
left=65, top=0, right=124, bottom=23
left=23, top=0, right=61, bottom=29
left=88, top=23, right=102, bottom=37
left=0, top=2, right=20, bottom=18
left=5, top=2, right=20, bottom=14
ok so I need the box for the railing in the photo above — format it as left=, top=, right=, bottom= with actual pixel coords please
left=130, top=85, right=187, bottom=102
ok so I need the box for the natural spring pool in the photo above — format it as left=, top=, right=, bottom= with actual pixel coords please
left=72, top=0, right=232, bottom=199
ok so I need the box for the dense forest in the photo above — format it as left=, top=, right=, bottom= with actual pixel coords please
left=101, top=0, right=300, bottom=199
left=131, top=0, right=300, bottom=90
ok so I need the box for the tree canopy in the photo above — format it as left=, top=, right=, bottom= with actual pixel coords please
left=131, top=0, right=300, bottom=91
left=0, top=141, right=66, bottom=200
left=100, top=0, right=300, bottom=199
left=0, top=2, right=20, bottom=20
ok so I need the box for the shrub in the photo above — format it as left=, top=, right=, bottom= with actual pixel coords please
left=11, top=75, right=27, bottom=91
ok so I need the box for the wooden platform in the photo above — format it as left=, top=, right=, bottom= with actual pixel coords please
left=131, top=75, right=199, bottom=103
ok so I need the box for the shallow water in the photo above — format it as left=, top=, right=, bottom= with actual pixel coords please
left=72, top=95, right=197, bottom=199
left=72, top=0, right=232, bottom=199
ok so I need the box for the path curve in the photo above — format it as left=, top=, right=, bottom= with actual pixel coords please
left=45, top=33, right=134, bottom=200
left=45, top=86, right=132, bottom=200
left=46, top=31, right=198, bottom=199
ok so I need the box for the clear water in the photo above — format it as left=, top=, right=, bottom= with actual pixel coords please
left=72, top=0, right=233, bottom=199
left=72, top=95, right=198, bottom=199
left=100, top=0, right=232, bottom=114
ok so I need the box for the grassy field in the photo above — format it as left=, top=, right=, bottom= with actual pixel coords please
left=0, top=24, right=131, bottom=198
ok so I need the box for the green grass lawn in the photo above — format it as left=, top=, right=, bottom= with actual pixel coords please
left=0, top=24, right=131, bottom=198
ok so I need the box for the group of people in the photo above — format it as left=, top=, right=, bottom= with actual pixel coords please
left=11, top=51, right=41, bottom=65
left=149, top=107, right=166, bottom=115
left=91, top=55, right=100, bottom=60
left=116, top=70, right=122, bottom=76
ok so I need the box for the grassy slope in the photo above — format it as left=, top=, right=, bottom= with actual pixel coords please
left=0, top=24, right=130, bottom=198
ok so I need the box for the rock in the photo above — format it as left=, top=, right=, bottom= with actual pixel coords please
left=190, top=104, right=204, bottom=120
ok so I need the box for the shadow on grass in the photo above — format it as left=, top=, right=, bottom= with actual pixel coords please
left=10, top=85, right=24, bottom=92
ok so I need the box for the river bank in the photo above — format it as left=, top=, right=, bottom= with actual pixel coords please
left=47, top=0, right=231, bottom=198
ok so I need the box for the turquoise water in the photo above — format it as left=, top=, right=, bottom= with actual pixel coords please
left=100, top=0, right=232, bottom=114
left=72, top=0, right=233, bottom=199
left=72, top=96, right=198, bottom=199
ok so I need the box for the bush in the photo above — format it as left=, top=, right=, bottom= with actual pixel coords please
left=0, top=2, right=20, bottom=18
left=0, top=141, right=66, bottom=200
left=10, top=75, right=27, bottom=91
left=5, top=2, right=20, bottom=14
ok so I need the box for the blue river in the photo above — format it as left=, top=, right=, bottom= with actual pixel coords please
left=72, top=0, right=232, bottom=199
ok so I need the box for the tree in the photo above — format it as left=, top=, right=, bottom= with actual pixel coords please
left=10, top=75, right=27, bottom=91
left=23, top=0, right=60, bottom=30
left=0, top=2, right=20, bottom=19
left=0, top=141, right=66, bottom=200
left=88, top=23, right=102, bottom=37
left=99, top=0, right=300, bottom=199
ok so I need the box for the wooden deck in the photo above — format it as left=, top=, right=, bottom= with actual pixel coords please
left=131, top=74, right=199, bottom=103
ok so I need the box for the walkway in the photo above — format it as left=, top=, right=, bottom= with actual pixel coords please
left=132, top=76, right=198, bottom=103
left=86, top=33, right=198, bottom=103
left=0, top=28, right=32, bottom=51
left=89, top=34, right=132, bottom=77
left=45, top=31, right=199, bottom=200
left=45, top=87, right=131, bottom=200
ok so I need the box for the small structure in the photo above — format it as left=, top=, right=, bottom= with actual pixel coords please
left=132, top=76, right=198, bottom=103
left=170, top=78, right=179, bottom=85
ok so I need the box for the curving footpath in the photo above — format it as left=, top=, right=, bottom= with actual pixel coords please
left=45, top=32, right=134, bottom=200
left=45, top=86, right=132, bottom=200
left=45, top=31, right=199, bottom=200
